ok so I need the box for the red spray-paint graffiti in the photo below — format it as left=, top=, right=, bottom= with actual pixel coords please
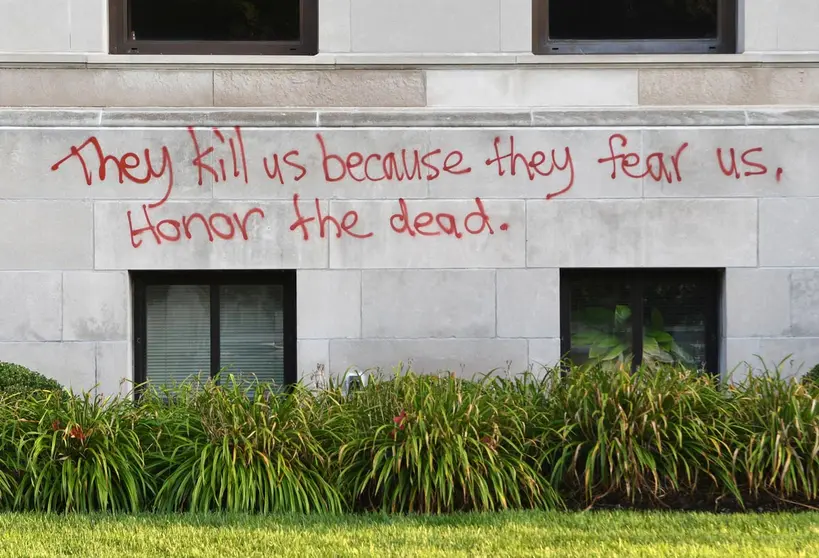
left=188, top=126, right=250, bottom=186
left=390, top=197, right=502, bottom=238
left=485, top=135, right=575, bottom=199
left=48, top=127, right=787, bottom=248
left=127, top=206, right=265, bottom=248
left=716, top=147, right=783, bottom=182
left=289, top=194, right=373, bottom=240
left=316, top=133, right=472, bottom=183
left=51, top=136, right=175, bottom=208
left=597, top=133, right=689, bottom=184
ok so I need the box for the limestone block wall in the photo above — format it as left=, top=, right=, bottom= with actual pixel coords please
left=742, top=0, right=819, bottom=52
left=0, top=0, right=105, bottom=53
left=1, top=108, right=819, bottom=393
left=1, top=0, right=818, bottom=56
left=5, top=65, right=819, bottom=109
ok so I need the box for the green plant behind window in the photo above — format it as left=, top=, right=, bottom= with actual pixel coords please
left=572, top=305, right=695, bottom=371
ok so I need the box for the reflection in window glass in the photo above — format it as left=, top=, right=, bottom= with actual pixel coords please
left=642, top=280, right=709, bottom=370
left=569, top=278, right=633, bottom=369
left=563, top=270, right=720, bottom=373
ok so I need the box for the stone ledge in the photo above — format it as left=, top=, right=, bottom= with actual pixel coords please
left=5, top=52, right=819, bottom=69
left=3, top=107, right=819, bottom=127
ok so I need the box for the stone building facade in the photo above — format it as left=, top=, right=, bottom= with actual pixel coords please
left=1, top=1, right=818, bottom=394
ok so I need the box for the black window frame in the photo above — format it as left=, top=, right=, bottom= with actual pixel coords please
left=132, top=270, right=297, bottom=393
left=533, top=0, right=737, bottom=55
left=108, top=0, right=319, bottom=55
left=559, top=268, right=722, bottom=375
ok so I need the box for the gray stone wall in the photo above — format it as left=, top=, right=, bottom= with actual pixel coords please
left=1, top=108, right=818, bottom=392
left=6, top=66, right=819, bottom=109
left=2, top=0, right=819, bottom=55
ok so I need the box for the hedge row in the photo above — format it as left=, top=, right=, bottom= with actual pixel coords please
left=1, top=361, right=819, bottom=514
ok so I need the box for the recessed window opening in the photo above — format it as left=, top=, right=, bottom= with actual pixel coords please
left=108, top=0, right=318, bottom=55
left=535, top=0, right=736, bottom=54
left=560, top=269, right=722, bottom=374
left=132, top=271, right=297, bottom=393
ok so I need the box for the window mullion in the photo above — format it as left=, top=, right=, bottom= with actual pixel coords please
left=132, top=277, right=147, bottom=397
left=631, top=277, right=644, bottom=373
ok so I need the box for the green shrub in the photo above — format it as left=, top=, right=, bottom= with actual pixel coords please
left=10, top=390, right=151, bottom=513
left=144, top=375, right=342, bottom=514
left=539, top=364, right=740, bottom=508
left=323, top=368, right=561, bottom=513
left=803, top=363, right=819, bottom=386
left=2, top=360, right=819, bottom=514
left=731, top=368, right=819, bottom=503
left=0, top=362, right=62, bottom=396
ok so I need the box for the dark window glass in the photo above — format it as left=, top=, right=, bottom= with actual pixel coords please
left=549, top=0, right=718, bottom=41
left=642, top=278, right=712, bottom=370
left=130, top=0, right=301, bottom=42
left=561, top=270, right=721, bottom=373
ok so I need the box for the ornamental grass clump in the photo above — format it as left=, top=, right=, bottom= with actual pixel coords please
left=9, top=389, right=151, bottom=513
left=731, top=365, right=819, bottom=504
left=5, top=359, right=819, bottom=515
left=323, top=368, right=561, bottom=513
left=144, top=375, right=342, bottom=514
left=539, top=364, right=740, bottom=508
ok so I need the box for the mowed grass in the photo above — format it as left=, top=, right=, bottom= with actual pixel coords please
left=0, top=512, right=818, bottom=558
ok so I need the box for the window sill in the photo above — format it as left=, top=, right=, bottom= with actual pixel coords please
left=4, top=51, right=819, bottom=69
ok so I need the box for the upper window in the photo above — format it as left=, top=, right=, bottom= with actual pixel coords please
left=132, top=271, right=297, bottom=392
left=560, top=269, right=722, bottom=374
left=535, top=0, right=736, bottom=54
left=108, top=0, right=318, bottom=55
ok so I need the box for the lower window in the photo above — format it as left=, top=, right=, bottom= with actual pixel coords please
left=534, top=0, right=736, bottom=55
left=560, top=269, right=722, bottom=373
left=132, top=271, right=296, bottom=390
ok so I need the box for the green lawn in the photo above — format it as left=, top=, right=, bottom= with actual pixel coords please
left=0, top=512, right=817, bottom=558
